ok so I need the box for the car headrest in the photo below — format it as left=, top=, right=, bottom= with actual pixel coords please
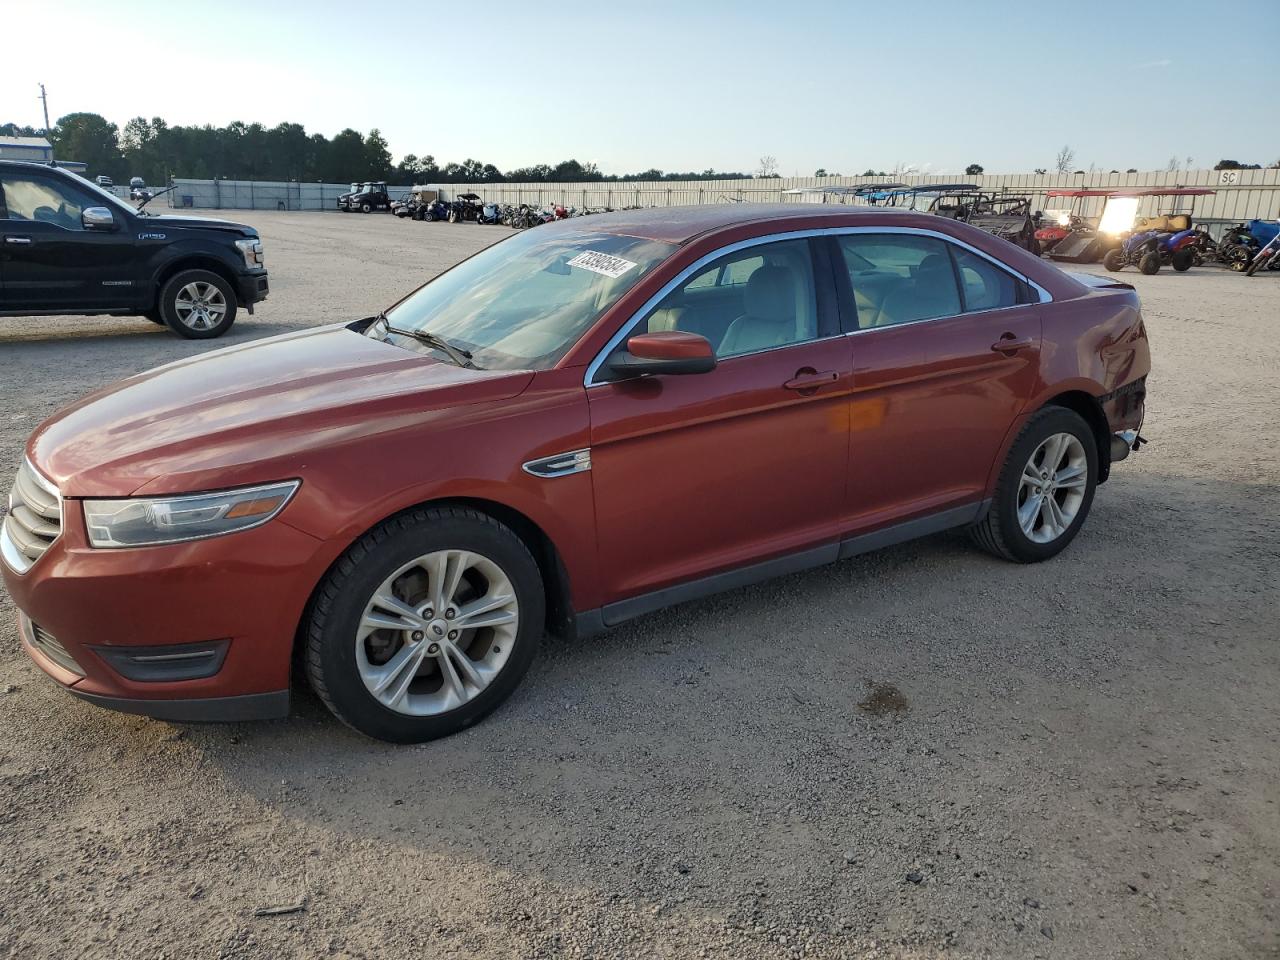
left=744, top=265, right=796, bottom=321
left=917, top=253, right=951, bottom=282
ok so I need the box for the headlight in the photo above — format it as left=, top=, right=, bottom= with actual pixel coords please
left=234, top=238, right=265, bottom=269
left=83, top=481, right=299, bottom=548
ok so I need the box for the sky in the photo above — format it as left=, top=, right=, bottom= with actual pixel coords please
left=3, top=0, right=1278, bottom=176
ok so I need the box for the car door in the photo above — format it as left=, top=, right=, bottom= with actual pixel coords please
left=830, top=231, right=1042, bottom=536
left=585, top=236, right=853, bottom=616
left=0, top=172, right=137, bottom=312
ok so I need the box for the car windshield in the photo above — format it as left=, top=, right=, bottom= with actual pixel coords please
left=381, top=229, right=678, bottom=370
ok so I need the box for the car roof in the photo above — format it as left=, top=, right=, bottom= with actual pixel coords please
left=564, top=203, right=936, bottom=244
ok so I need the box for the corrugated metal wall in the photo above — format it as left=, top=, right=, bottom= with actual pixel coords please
left=166, top=169, right=1280, bottom=223
left=168, top=180, right=414, bottom=211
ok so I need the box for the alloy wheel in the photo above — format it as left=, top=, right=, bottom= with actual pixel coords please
left=174, top=281, right=227, bottom=331
left=1017, top=432, right=1088, bottom=543
left=355, top=549, right=519, bottom=716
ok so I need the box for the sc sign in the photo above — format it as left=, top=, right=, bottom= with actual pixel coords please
left=1218, top=170, right=1241, bottom=185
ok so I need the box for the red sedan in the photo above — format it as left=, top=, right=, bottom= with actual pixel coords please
left=2, top=204, right=1149, bottom=743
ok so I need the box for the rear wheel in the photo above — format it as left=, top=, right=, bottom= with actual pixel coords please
left=970, top=406, right=1098, bottom=563
left=1171, top=248, right=1194, bottom=272
left=304, top=506, right=545, bottom=743
left=1103, top=248, right=1125, bottom=272
left=158, top=269, right=237, bottom=339
left=1139, top=251, right=1161, bottom=275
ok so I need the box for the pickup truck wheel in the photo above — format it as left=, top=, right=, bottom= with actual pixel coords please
left=970, top=406, right=1097, bottom=563
left=159, top=269, right=237, bottom=339
left=304, top=506, right=545, bottom=744
left=144, top=307, right=166, bottom=325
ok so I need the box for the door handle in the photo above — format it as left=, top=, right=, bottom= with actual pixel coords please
left=990, top=334, right=1033, bottom=354
left=783, top=369, right=840, bottom=392
left=4, top=237, right=33, bottom=245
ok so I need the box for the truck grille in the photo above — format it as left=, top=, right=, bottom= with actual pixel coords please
left=1, top=460, right=62, bottom=573
left=28, top=622, right=84, bottom=677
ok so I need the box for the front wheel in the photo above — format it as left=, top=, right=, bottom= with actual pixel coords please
left=1246, top=248, right=1274, bottom=277
left=1171, top=248, right=1194, bottom=272
left=304, top=506, right=545, bottom=743
left=1103, top=249, right=1125, bottom=272
left=970, top=406, right=1098, bottom=563
left=158, top=269, right=237, bottom=339
left=1139, top=251, right=1161, bottom=275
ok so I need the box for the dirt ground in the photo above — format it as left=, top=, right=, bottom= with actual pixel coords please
left=1, top=210, right=1276, bottom=960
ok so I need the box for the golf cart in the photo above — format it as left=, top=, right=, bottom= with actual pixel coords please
left=1100, top=188, right=1215, bottom=275
left=1043, top=189, right=1125, bottom=264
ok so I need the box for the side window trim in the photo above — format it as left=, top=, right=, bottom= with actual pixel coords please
left=945, top=243, right=970, bottom=314
left=583, top=226, right=1050, bottom=386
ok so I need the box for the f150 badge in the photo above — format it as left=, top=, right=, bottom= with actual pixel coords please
left=138, top=232, right=167, bottom=240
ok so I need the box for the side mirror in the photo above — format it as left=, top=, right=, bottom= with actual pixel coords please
left=606, top=331, right=717, bottom=379
left=82, top=207, right=116, bottom=231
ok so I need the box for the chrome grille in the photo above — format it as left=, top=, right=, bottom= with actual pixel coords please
left=1, top=460, right=62, bottom=573
left=28, top=622, right=85, bottom=677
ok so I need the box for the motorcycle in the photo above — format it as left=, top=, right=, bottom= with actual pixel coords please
left=477, top=202, right=503, bottom=225
left=1245, top=221, right=1280, bottom=277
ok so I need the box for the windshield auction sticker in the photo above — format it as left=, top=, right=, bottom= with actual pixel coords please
left=567, top=251, right=639, bottom=279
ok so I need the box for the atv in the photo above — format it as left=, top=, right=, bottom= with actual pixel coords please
left=1103, top=228, right=1196, bottom=275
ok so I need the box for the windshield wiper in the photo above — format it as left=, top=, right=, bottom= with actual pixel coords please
left=384, top=320, right=477, bottom=369
left=136, top=184, right=177, bottom=214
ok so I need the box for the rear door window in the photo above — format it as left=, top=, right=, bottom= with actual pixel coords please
left=951, top=246, right=1022, bottom=311
left=836, top=234, right=961, bottom=329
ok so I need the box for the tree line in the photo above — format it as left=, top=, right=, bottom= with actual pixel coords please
left=1, top=114, right=750, bottom=185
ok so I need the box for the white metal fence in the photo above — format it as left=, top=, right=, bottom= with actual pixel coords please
left=164, top=169, right=1280, bottom=224
left=166, top=180, right=414, bottom=211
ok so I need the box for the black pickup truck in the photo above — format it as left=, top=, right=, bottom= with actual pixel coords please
left=0, top=160, right=268, bottom=339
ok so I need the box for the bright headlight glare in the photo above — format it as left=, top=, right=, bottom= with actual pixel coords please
left=83, top=480, right=299, bottom=548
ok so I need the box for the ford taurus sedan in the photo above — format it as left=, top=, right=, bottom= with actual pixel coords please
left=1, top=205, right=1149, bottom=743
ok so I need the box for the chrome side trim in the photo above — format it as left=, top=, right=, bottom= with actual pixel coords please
left=583, top=225, right=1053, bottom=387
left=522, top=448, right=592, bottom=478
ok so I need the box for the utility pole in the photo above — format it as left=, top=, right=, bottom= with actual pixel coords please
left=37, top=82, right=51, bottom=134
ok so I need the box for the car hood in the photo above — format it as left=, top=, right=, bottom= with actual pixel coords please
left=29, top=325, right=534, bottom=497
left=135, top=213, right=258, bottom=236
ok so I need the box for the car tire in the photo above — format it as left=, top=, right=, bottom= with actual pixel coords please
left=304, top=506, right=545, bottom=744
left=1171, top=249, right=1194, bottom=272
left=1139, top=252, right=1161, bottom=275
left=158, top=269, right=237, bottom=339
left=1103, top=249, right=1125, bottom=272
left=969, top=406, right=1098, bottom=564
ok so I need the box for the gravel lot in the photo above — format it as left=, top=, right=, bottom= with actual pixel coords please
left=1, top=210, right=1277, bottom=960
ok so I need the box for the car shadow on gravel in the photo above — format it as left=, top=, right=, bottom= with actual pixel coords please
left=23, top=469, right=1280, bottom=956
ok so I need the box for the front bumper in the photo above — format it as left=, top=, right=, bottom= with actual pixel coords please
left=3, top=498, right=326, bottom=723
left=236, top=270, right=269, bottom=306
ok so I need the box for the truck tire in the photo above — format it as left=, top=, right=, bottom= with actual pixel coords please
left=360, top=202, right=372, bottom=214
left=158, top=269, right=237, bottom=339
